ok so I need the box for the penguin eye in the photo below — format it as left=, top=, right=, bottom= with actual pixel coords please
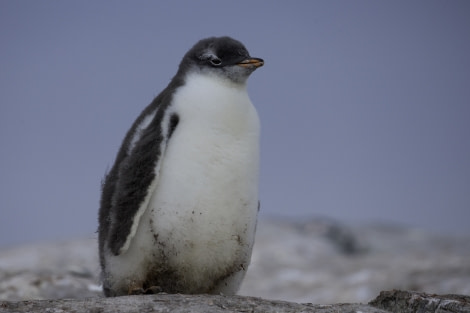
left=199, top=52, right=222, bottom=67
left=210, top=58, right=222, bottom=66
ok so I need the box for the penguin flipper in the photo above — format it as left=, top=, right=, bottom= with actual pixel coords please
left=102, top=107, right=179, bottom=256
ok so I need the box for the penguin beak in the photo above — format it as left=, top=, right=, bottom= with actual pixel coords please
left=237, top=58, right=264, bottom=69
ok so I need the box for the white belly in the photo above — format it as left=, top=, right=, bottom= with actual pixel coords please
left=150, top=75, right=259, bottom=289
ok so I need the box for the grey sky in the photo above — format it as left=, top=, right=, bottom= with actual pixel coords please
left=1, top=1, right=469, bottom=247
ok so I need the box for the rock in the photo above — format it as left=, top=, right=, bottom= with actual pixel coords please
left=370, top=290, right=470, bottom=313
left=1, top=291, right=469, bottom=313
left=0, top=293, right=390, bottom=313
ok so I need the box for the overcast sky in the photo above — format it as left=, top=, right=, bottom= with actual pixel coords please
left=1, top=1, right=469, bottom=247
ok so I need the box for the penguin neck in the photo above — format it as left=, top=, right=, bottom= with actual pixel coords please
left=171, top=72, right=257, bottom=136
left=185, top=70, right=248, bottom=91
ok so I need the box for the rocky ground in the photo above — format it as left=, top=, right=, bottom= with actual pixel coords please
left=0, top=218, right=469, bottom=304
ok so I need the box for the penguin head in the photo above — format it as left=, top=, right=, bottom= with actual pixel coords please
left=178, top=36, right=264, bottom=84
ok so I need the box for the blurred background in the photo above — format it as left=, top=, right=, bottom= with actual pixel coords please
left=1, top=1, right=469, bottom=248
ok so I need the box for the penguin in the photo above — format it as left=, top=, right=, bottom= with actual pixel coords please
left=98, top=36, right=263, bottom=297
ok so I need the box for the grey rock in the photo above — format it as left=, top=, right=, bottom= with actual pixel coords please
left=370, top=290, right=470, bottom=313
left=0, top=293, right=390, bottom=313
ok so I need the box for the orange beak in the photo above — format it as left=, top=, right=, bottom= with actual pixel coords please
left=237, top=58, right=264, bottom=68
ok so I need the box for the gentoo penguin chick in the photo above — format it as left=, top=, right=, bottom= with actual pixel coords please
left=98, top=36, right=263, bottom=297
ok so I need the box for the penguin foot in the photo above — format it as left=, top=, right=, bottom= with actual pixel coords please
left=128, top=287, right=145, bottom=295
left=127, top=285, right=162, bottom=295
left=144, top=286, right=163, bottom=294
